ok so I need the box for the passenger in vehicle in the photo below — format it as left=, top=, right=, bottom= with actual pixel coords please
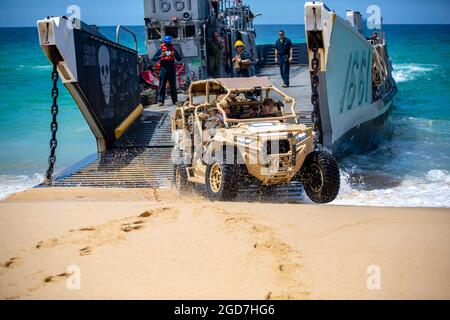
left=243, top=106, right=261, bottom=119
left=202, top=105, right=230, bottom=130
left=262, top=99, right=280, bottom=117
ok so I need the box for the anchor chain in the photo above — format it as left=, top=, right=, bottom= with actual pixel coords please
left=310, top=41, right=322, bottom=150
left=44, top=63, right=59, bottom=185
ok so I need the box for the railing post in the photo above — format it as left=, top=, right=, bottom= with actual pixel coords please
left=116, top=25, right=138, bottom=52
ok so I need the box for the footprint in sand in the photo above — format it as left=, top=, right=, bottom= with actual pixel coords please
left=36, top=238, right=58, bottom=249
left=265, top=291, right=308, bottom=300
left=138, top=207, right=173, bottom=218
left=33, top=207, right=178, bottom=259
left=44, top=272, right=71, bottom=283
left=207, top=206, right=309, bottom=299
left=121, top=220, right=147, bottom=233
left=278, top=263, right=301, bottom=273
left=139, top=211, right=153, bottom=218
left=79, top=246, right=92, bottom=256
left=1, top=257, right=21, bottom=269
left=76, top=227, right=96, bottom=232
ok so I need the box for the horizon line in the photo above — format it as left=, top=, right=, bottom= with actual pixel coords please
left=1, top=23, right=449, bottom=28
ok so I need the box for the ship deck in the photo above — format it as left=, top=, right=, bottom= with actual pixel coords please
left=49, top=66, right=313, bottom=192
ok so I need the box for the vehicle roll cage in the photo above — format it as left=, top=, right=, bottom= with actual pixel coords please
left=185, top=78, right=298, bottom=129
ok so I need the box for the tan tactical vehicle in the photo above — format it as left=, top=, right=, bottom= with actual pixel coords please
left=172, top=77, right=340, bottom=203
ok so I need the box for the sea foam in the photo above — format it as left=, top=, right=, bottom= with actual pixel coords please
left=0, top=173, right=43, bottom=200
left=334, top=169, right=450, bottom=208
left=392, top=63, right=436, bottom=83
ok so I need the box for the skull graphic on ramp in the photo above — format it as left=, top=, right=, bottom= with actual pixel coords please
left=98, top=46, right=111, bottom=105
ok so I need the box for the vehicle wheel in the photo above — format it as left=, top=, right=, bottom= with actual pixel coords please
left=205, top=162, right=239, bottom=201
left=140, top=88, right=157, bottom=106
left=174, top=165, right=191, bottom=193
left=300, top=151, right=340, bottom=204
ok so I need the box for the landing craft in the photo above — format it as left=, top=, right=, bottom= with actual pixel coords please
left=304, top=2, right=397, bottom=158
left=35, top=1, right=396, bottom=191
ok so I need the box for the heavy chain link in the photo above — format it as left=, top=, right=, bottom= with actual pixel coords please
left=310, top=41, right=322, bottom=150
left=44, top=63, right=59, bottom=185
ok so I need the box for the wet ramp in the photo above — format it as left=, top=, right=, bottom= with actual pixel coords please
left=114, top=113, right=173, bottom=148
left=52, top=111, right=174, bottom=188
left=54, top=148, right=173, bottom=188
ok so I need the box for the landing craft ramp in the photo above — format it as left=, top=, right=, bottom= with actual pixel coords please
left=52, top=110, right=174, bottom=188
left=52, top=66, right=313, bottom=191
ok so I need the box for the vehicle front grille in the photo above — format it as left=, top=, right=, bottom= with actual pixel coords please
left=264, top=139, right=291, bottom=155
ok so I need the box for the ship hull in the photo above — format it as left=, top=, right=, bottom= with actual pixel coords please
left=332, top=96, right=394, bottom=158
left=305, top=2, right=397, bottom=159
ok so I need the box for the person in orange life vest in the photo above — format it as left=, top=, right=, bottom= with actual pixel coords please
left=152, top=36, right=182, bottom=106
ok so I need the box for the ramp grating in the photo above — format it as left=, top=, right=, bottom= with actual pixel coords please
left=50, top=111, right=175, bottom=188
left=53, top=148, right=174, bottom=188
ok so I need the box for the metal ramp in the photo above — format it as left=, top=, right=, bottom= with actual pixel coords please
left=52, top=110, right=175, bottom=188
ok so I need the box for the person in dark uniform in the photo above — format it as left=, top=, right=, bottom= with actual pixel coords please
left=274, top=30, right=293, bottom=88
left=232, top=40, right=252, bottom=77
left=212, top=0, right=220, bottom=18
left=152, top=36, right=182, bottom=106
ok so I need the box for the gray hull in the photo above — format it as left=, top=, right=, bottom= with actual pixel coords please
left=305, top=2, right=397, bottom=158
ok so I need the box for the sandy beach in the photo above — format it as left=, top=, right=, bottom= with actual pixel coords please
left=0, top=187, right=449, bottom=300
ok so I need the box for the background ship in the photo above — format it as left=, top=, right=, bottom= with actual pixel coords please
left=35, top=1, right=396, bottom=190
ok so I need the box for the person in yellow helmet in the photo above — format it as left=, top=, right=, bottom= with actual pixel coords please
left=232, top=40, right=251, bottom=77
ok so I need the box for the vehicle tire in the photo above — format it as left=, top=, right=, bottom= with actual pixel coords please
left=174, top=165, right=191, bottom=193
left=300, top=151, right=340, bottom=204
left=205, top=162, right=239, bottom=201
left=140, top=88, right=157, bottom=106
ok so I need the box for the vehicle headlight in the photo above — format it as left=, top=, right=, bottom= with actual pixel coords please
left=237, top=137, right=254, bottom=145
left=295, top=133, right=308, bottom=143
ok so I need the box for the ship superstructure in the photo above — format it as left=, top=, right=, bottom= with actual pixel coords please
left=143, top=0, right=258, bottom=86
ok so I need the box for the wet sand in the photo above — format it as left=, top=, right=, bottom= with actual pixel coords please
left=0, top=187, right=449, bottom=300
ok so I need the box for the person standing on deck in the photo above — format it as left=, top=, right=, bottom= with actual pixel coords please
left=233, top=40, right=252, bottom=77
left=208, top=31, right=225, bottom=77
left=152, top=36, right=182, bottom=106
left=274, top=30, right=293, bottom=88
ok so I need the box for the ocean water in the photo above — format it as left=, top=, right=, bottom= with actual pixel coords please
left=0, top=24, right=449, bottom=207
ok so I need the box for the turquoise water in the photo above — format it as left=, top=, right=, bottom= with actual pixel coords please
left=0, top=25, right=449, bottom=206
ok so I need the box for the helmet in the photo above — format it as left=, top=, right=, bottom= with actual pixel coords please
left=234, top=40, right=245, bottom=48
left=164, top=36, right=172, bottom=43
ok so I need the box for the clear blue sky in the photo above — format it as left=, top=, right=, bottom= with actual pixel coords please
left=0, top=0, right=449, bottom=27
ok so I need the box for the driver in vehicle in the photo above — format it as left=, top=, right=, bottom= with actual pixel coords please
left=202, top=105, right=230, bottom=129
left=262, top=99, right=281, bottom=117
left=246, top=106, right=261, bottom=118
